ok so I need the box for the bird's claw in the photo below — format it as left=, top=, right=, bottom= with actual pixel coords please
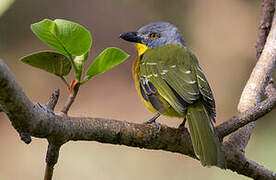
left=143, top=113, right=161, bottom=132
left=144, top=120, right=162, bottom=133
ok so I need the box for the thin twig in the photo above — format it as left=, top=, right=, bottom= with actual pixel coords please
left=60, top=84, right=79, bottom=115
left=46, top=89, right=60, bottom=111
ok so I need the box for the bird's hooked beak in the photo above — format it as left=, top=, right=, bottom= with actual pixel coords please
left=120, top=31, right=142, bottom=43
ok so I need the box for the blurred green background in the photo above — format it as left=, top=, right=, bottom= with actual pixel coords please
left=0, top=0, right=276, bottom=179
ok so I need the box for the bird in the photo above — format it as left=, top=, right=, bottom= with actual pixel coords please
left=120, top=22, right=226, bottom=168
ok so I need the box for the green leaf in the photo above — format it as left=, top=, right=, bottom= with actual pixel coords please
left=20, top=51, right=72, bottom=76
left=30, top=19, right=92, bottom=57
left=74, top=51, right=90, bottom=80
left=82, top=47, right=128, bottom=84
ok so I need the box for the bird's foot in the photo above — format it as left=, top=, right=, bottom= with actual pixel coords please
left=144, top=113, right=161, bottom=132
left=144, top=121, right=162, bottom=133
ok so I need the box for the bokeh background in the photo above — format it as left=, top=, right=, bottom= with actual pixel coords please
left=0, top=0, right=275, bottom=179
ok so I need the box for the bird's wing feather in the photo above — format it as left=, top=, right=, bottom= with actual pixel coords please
left=139, top=44, right=211, bottom=115
left=194, top=64, right=216, bottom=120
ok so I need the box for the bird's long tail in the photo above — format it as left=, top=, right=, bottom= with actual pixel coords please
left=186, top=101, right=226, bottom=168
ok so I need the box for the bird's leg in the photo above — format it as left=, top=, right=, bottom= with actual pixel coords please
left=178, top=118, right=187, bottom=130
left=144, top=113, right=160, bottom=124
left=144, top=113, right=161, bottom=132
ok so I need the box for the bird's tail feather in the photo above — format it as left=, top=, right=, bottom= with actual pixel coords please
left=186, top=101, right=226, bottom=168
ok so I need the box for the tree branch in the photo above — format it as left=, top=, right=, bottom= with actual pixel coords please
left=223, top=143, right=276, bottom=180
left=228, top=2, right=276, bottom=151
left=256, top=0, right=275, bottom=59
left=0, top=58, right=275, bottom=179
left=44, top=143, right=62, bottom=180
left=216, top=81, right=276, bottom=138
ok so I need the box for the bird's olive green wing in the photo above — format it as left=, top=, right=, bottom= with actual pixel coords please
left=138, top=44, right=215, bottom=118
left=139, top=44, right=202, bottom=115
left=193, top=63, right=216, bottom=120
left=139, top=76, right=165, bottom=114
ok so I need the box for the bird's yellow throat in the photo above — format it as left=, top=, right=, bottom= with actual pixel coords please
left=135, top=43, right=149, bottom=56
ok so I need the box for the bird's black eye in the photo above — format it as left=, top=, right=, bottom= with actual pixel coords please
left=149, top=32, right=158, bottom=39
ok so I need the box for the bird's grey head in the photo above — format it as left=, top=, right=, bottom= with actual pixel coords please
left=120, top=22, right=185, bottom=48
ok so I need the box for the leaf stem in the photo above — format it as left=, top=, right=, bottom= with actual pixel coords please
left=61, top=80, right=80, bottom=115
left=79, top=75, right=90, bottom=85
left=68, top=54, right=80, bottom=80
left=59, top=76, right=70, bottom=89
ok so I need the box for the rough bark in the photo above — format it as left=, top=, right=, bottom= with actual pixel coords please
left=0, top=56, right=276, bottom=179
